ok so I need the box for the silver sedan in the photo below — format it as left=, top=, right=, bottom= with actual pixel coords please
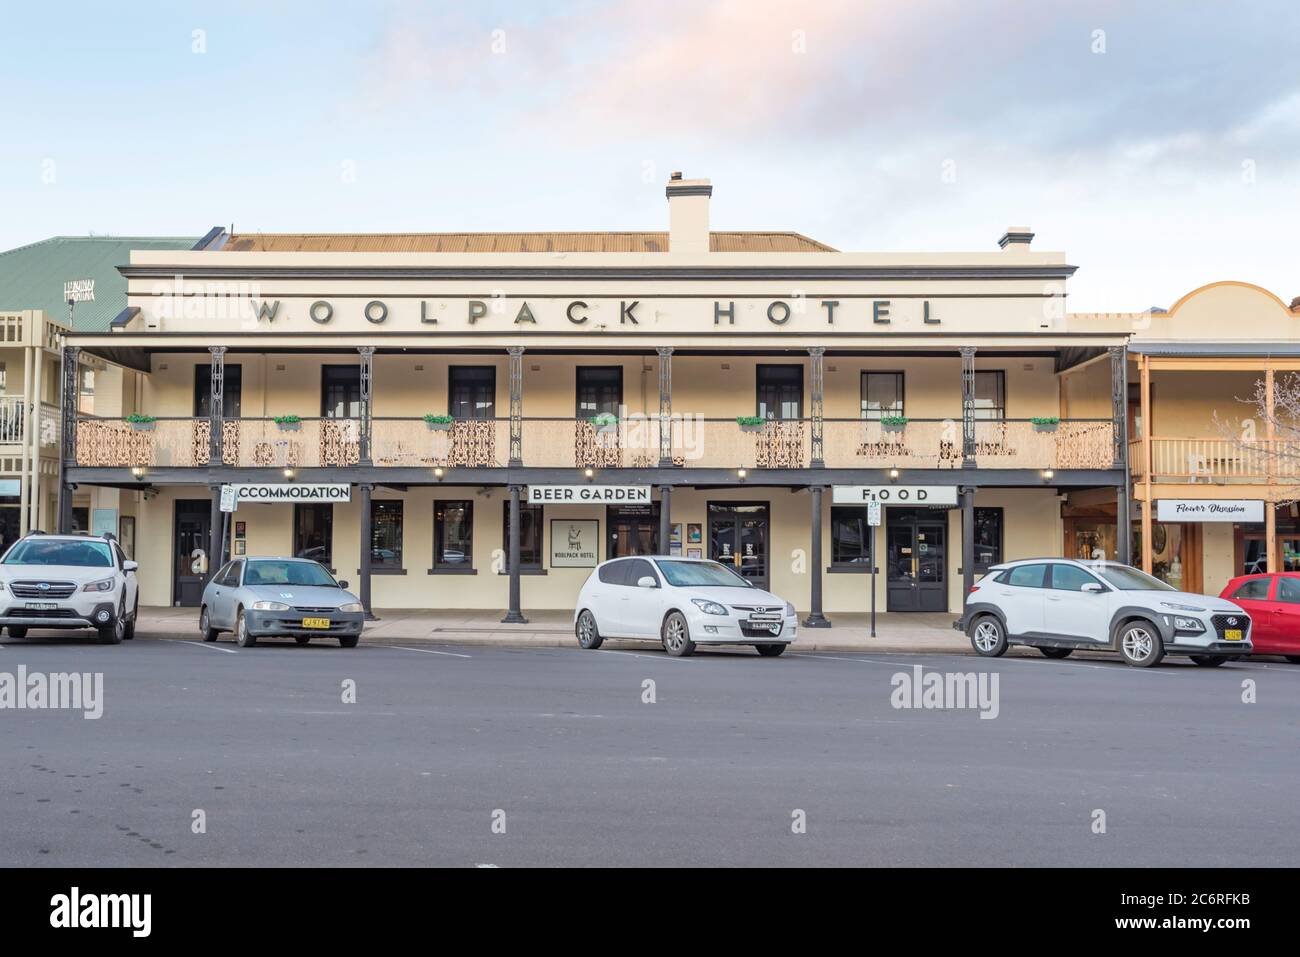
left=199, top=557, right=366, bottom=648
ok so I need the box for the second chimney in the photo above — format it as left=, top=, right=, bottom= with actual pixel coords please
left=666, top=171, right=712, bottom=253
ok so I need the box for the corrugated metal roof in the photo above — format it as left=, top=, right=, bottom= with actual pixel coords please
left=220, top=231, right=836, bottom=253
left=0, top=236, right=199, bottom=331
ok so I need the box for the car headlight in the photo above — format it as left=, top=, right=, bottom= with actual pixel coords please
left=691, top=599, right=728, bottom=616
left=785, top=602, right=796, bottom=617
left=250, top=600, right=291, bottom=611
left=1161, top=601, right=1205, bottom=613
left=1172, top=616, right=1205, bottom=632
left=338, top=602, right=364, bottom=613
left=82, top=578, right=116, bottom=592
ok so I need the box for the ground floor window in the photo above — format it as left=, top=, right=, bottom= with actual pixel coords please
left=503, top=502, right=543, bottom=570
left=606, top=504, right=659, bottom=558
left=1134, top=522, right=1198, bottom=592
left=294, top=503, right=333, bottom=568
left=0, top=499, right=21, bottom=554
left=830, top=506, right=873, bottom=569
left=72, top=506, right=89, bottom=534
left=973, top=507, right=1003, bottom=570
left=433, top=500, right=474, bottom=569
left=370, top=500, right=403, bottom=569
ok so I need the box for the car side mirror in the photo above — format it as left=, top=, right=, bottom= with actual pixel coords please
left=1081, top=582, right=1104, bottom=593
left=636, top=576, right=658, bottom=589
left=338, top=580, right=349, bottom=590
left=123, top=560, right=138, bottom=574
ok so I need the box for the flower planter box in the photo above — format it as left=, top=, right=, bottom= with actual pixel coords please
left=1032, top=423, right=1059, bottom=433
left=738, top=423, right=764, bottom=434
left=882, top=422, right=907, bottom=434
left=596, top=423, right=619, bottom=435
left=276, top=421, right=301, bottom=432
left=128, top=421, right=155, bottom=432
left=425, top=421, right=452, bottom=432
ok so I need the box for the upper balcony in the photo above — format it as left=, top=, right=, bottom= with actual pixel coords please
left=73, top=413, right=1115, bottom=472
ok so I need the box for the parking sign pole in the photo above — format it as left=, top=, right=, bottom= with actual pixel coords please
left=868, top=501, right=881, bottom=639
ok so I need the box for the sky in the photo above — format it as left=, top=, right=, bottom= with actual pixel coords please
left=1, top=0, right=1296, bottom=312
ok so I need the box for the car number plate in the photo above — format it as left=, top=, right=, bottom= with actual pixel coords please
left=24, top=602, right=57, bottom=611
left=1224, top=629, right=1243, bottom=641
left=301, top=617, right=331, bottom=629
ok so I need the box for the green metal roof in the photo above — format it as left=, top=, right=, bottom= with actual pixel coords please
left=0, top=235, right=200, bottom=332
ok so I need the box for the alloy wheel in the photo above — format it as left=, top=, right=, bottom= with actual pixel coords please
left=973, top=621, right=1000, bottom=653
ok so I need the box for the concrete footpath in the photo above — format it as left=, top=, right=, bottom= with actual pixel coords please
left=132, top=606, right=970, bottom=653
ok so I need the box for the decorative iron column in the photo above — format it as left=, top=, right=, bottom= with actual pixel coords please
left=658, top=485, right=671, bottom=554
left=507, top=346, right=524, bottom=467
left=208, top=346, right=226, bottom=465
left=359, top=482, right=375, bottom=618
left=804, top=485, right=830, bottom=627
left=656, top=346, right=673, bottom=467
left=960, top=346, right=977, bottom=468
left=808, top=347, right=826, bottom=468
left=57, top=345, right=81, bottom=534
left=961, top=486, right=975, bottom=623
left=1111, top=345, right=1132, bottom=563
left=208, top=485, right=224, bottom=583
left=502, top=484, right=527, bottom=623
left=358, top=346, right=374, bottom=466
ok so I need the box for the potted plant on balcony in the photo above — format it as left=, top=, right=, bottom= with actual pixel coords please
left=423, top=414, right=454, bottom=432
left=880, top=414, right=909, bottom=434
left=736, top=415, right=765, bottom=433
left=126, top=413, right=156, bottom=432
left=1031, top=416, right=1060, bottom=433
left=274, top=414, right=302, bottom=433
left=591, top=412, right=619, bottom=435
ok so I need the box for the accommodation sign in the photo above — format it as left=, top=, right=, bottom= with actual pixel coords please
left=230, top=484, right=352, bottom=503
left=528, top=485, right=651, bottom=504
left=1156, top=499, right=1263, bottom=523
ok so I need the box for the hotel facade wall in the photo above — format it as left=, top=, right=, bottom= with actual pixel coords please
left=127, top=483, right=1063, bottom=614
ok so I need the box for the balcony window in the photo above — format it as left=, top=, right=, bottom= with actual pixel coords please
left=861, top=372, right=904, bottom=420
left=433, top=500, right=474, bottom=570
left=370, top=500, right=403, bottom=569
left=756, top=365, right=803, bottom=420
left=502, top=502, right=543, bottom=570
left=293, top=503, right=333, bottom=568
left=830, top=506, right=874, bottom=570
left=449, top=367, right=496, bottom=419
left=320, top=365, right=361, bottom=418
left=193, top=364, right=242, bottom=417
left=576, top=366, right=623, bottom=418
left=972, top=370, right=1005, bottom=421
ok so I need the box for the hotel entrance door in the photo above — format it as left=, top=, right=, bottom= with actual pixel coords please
left=885, top=508, right=947, bottom=611
left=708, top=502, right=769, bottom=589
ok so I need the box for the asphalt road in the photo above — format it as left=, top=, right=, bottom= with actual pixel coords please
left=2, top=632, right=1298, bottom=867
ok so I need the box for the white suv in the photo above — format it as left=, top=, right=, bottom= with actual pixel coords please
left=0, top=533, right=140, bottom=644
left=962, top=558, right=1251, bottom=667
left=574, top=556, right=798, bottom=657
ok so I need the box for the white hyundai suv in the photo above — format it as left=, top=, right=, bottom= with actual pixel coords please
left=574, top=556, right=798, bottom=657
left=962, top=558, right=1250, bottom=667
left=0, top=533, right=140, bottom=644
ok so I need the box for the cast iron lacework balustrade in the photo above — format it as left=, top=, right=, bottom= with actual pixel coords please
left=575, top=421, right=622, bottom=468
left=754, top=420, right=805, bottom=468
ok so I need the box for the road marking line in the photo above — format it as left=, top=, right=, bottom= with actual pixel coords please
left=594, top=649, right=692, bottom=662
left=792, top=653, right=910, bottom=666
left=388, top=646, right=472, bottom=659
left=161, top=639, right=238, bottom=654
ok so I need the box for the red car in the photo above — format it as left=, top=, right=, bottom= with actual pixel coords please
left=1220, top=573, right=1300, bottom=662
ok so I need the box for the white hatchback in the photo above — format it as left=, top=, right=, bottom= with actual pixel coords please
left=574, top=556, right=797, bottom=657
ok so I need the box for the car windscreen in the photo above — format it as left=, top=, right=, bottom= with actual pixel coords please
left=243, top=561, right=337, bottom=587
left=2, top=539, right=113, bottom=567
left=656, top=560, right=750, bottom=588
left=1095, top=564, right=1176, bottom=591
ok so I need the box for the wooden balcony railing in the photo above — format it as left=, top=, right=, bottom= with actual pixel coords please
left=71, top=415, right=1116, bottom=471
left=1131, top=437, right=1300, bottom=482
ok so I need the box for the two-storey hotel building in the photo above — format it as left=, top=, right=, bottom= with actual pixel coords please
left=58, top=176, right=1131, bottom=620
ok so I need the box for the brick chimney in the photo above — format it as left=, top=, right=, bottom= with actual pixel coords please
left=666, top=171, right=712, bottom=253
